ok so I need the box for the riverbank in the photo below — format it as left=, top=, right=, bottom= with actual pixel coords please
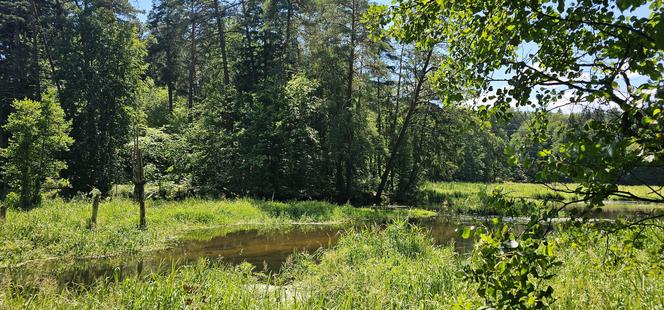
left=421, top=182, right=664, bottom=216
left=0, top=198, right=435, bottom=268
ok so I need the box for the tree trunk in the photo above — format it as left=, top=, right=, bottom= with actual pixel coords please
left=0, top=204, right=6, bottom=223
left=374, top=49, right=432, bottom=203
left=138, top=183, right=146, bottom=229
left=133, top=134, right=146, bottom=230
left=31, top=0, right=62, bottom=97
left=167, top=81, right=174, bottom=112
left=376, top=77, right=382, bottom=177
left=335, top=159, right=345, bottom=203
left=212, top=0, right=229, bottom=85
left=343, top=0, right=356, bottom=202
left=188, top=0, right=197, bottom=109
left=403, top=104, right=432, bottom=195
left=241, top=0, right=256, bottom=85
left=89, top=194, right=100, bottom=229
left=284, top=0, right=293, bottom=77
left=389, top=44, right=405, bottom=139
left=32, top=28, right=41, bottom=101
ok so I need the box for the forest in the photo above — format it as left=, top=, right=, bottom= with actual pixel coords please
left=0, top=0, right=663, bottom=308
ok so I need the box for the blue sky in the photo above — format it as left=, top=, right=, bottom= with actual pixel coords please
left=131, top=0, right=150, bottom=21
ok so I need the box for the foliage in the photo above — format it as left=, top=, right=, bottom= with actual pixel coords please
left=0, top=95, right=73, bottom=209
left=464, top=217, right=560, bottom=309
left=366, top=0, right=664, bottom=204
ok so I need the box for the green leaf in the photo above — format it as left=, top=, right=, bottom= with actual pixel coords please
left=496, top=261, right=507, bottom=274
left=642, top=116, right=655, bottom=125
left=461, top=227, right=471, bottom=239
left=546, top=243, right=555, bottom=256
left=537, top=149, right=551, bottom=157
left=508, top=155, right=518, bottom=165
left=655, top=17, right=664, bottom=50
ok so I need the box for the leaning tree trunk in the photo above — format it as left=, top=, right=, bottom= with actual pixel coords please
left=133, top=134, right=146, bottom=230
left=374, top=49, right=432, bottom=203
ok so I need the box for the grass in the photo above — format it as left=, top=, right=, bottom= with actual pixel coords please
left=551, top=224, right=664, bottom=309
left=0, top=198, right=436, bottom=268
left=2, top=222, right=662, bottom=309
left=421, top=182, right=664, bottom=216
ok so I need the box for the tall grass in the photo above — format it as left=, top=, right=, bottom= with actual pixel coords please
left=282, top=222, right=476, bottom=308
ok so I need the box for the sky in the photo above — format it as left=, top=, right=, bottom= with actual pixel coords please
left=132, top=0, right=149, bottom=21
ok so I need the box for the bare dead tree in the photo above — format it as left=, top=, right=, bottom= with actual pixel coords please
left=88, top=189, right=101, bottom=229
left=132, top=129, right=146, bottom=230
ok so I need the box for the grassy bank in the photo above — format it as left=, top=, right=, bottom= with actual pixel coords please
left=0, top=198, right=435, bottom=267
left=421, top=182, right=664, bottom=216
left=2, top=222, right=662, bottom=309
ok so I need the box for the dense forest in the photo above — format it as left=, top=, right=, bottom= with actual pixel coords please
left=3, top=0, right=660, bottom=208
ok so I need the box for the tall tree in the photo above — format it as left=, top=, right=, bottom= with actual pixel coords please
left=211, top=0, right=231, bottom=85
left=186, top=0, right=200, bottom=109
left=147, top=0, right=186, bottom=112
left=374, top=49, right=432, bottom=202
left=56, top=0, right=146, bottom=195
